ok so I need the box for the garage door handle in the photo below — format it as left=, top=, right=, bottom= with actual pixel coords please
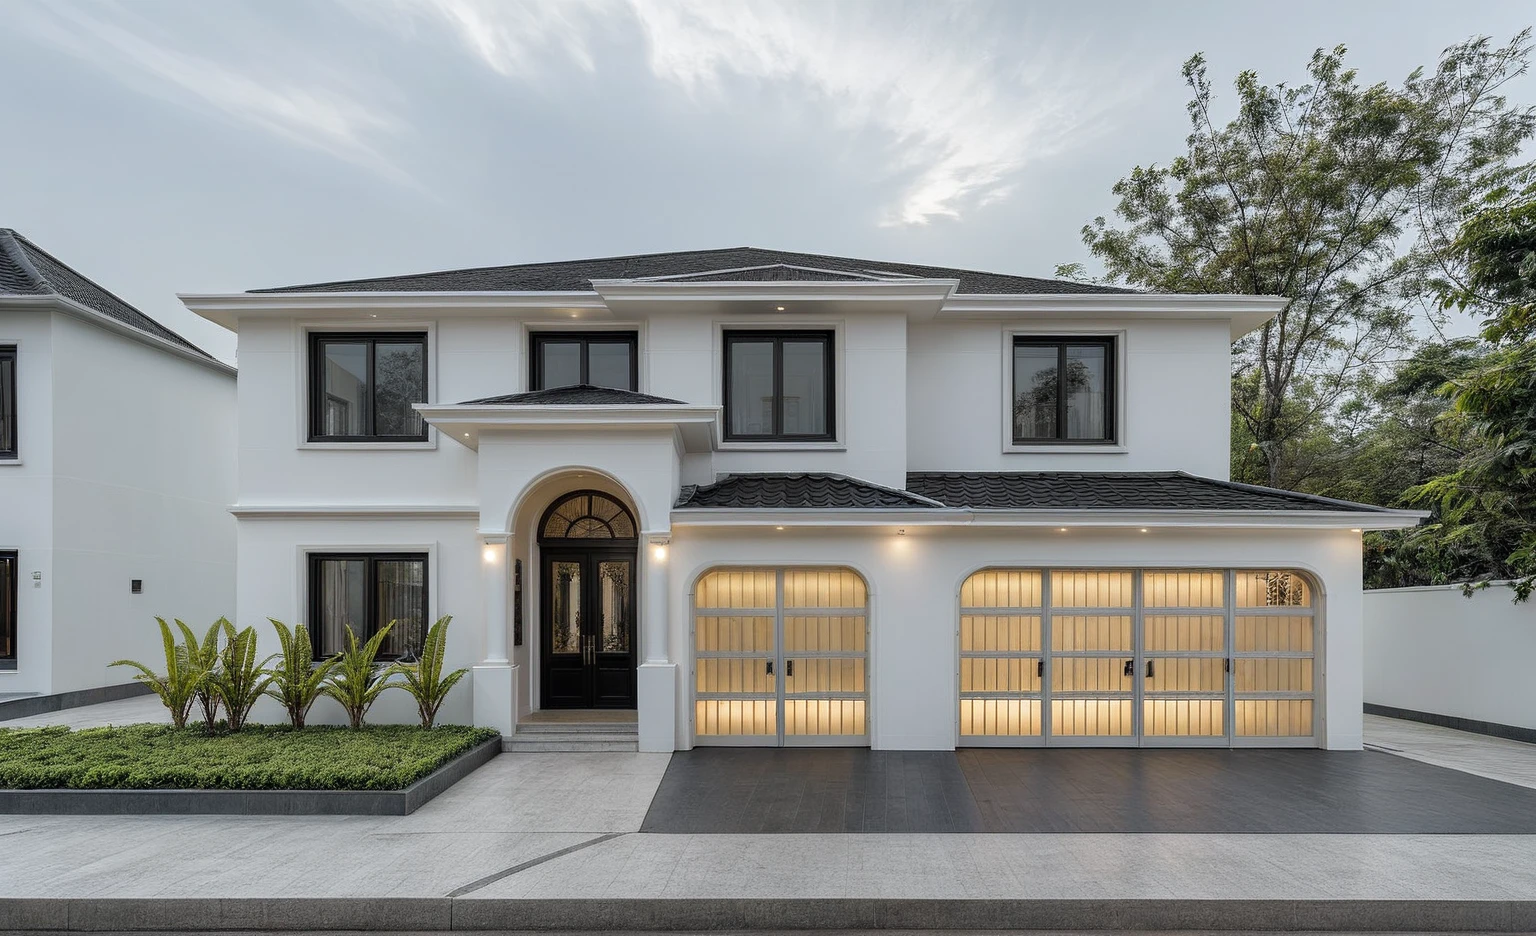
left=786, top=660, right=794, bottom=677
left=1145, top=660, right=1155, bottom=678
left=1123, top=659, right=1135, bottom=677
left=1036, top=660, right=1044, bottom=678
left=765, top=660, right=773, bottom=676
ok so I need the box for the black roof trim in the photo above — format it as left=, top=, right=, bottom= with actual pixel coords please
left=250, top=246, right=1139, bottom=297
left=458, top=384, right=688, bottom=406
left=0, top=228, right=214, bottom=359
left=676, top=473, right=948, bottom=510
left=903, top=471, right=1401, bottom=513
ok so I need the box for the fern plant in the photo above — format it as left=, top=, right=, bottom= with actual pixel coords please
left=265, top=620, right=338, bottom=728
left=389, top=615, right=468, bottom=728
left=110, top=617, right=207, bottom=729
left=322, top=622, right=401, bottom=728
left=209, top=620, right=277, bottom=731
left=184, top=619, right=224, bottom=731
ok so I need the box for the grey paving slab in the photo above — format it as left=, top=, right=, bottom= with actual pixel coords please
left=643, top=747, right=1536, bottom=833
left=1365, top=714, right=1536, bottom=790
left=0, top=694, right=170, bottom=729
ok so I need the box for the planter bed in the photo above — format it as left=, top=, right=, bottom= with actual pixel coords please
left=0, top=723, right=501, bottom=815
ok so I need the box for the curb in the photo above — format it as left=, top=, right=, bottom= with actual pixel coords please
left=2, top=897, right=1534, bottom=932
left=0, top=737, right=501, bottom=816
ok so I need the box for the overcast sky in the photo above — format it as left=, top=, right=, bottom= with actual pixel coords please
left=3, top=0, right=1532, bottom=363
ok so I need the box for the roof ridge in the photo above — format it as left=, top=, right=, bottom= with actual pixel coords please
left=0, top=229, right=46, bottom=292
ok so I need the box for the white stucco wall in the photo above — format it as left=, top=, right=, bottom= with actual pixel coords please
left=1364, top=583, right=1536, bottom=731
left=906, top=318, right=1233, bottom=478
left=0, top=308, right=56, bottom=695
left=47, top=314, right=237, bottom=695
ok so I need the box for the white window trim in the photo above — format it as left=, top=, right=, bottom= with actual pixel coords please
left=1001, top=326, right=1128, bottom=455
left=522, top=320, right=649, bottom=393
left=296, top=321, right=439, bottom=451
left=713, top=318, right=846, bottom=449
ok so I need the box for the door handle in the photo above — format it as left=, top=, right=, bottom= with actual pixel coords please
left=1123, top=659, right=1135, bottom=678
left=1036, top=660, right=1044, bottom=678
left=786, top=660, right=794, bottom=678
left=1145, top=660, right=1155, bottom=679
left=765, top=660, right=774, bottom=675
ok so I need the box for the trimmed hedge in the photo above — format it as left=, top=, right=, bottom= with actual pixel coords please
left=0, top=723, right=499, bottom=791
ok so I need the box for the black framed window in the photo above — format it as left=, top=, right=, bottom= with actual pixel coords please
left=309, top=333, right=427, bottom=441
left=530, top=332, right=638, bottom=391
left=0, top=551, right=15, bottom=669
left=308, top=552, right=427, bottom=660
left=0, top=347, right=15, bottom=459
left=723, top=331, right=834, bottom=441
left=1012, top=337, right=1115, bottom=443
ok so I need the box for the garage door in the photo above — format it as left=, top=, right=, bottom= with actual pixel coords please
left=959, top=568, right=1316, bottom=747
left=693, top=567, right=868, bottom=746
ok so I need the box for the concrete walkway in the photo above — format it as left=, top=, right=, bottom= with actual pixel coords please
left=4, top=699, right=1536, bottom=929
left=1365, top=713, right=1536, bottom=789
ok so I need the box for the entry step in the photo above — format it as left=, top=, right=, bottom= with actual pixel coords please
left=506, top=717, right=639, bottom=752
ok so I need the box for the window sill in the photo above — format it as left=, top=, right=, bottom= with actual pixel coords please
left=716, top=440, right=847, bottom=452
left=0, top=458, right=21, bottom=466
left=1004, top=443, right=1128, bottom=455
left=299, top=440, right=438, bottom=452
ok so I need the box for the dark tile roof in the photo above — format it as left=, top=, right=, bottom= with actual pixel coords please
left=904, top=471, right=1400, bottom=513
left=676, top=473, right=948, bottom=510
left=459, top=384, right=687, bottom=405
left=251, top=247, right=1137, bottom=296
left=0, top=228, right=214, bottom=359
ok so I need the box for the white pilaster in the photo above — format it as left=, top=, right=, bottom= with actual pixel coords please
left=638, top=533, right=677, bottom=752
left=472, top=533, right=514, bottom=736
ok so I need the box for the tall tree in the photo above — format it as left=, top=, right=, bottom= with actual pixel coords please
left=1061, top=33, right=1535, bottom=488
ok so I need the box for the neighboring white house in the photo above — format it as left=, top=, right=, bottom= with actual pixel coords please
left=181, top=247, right=1423, bottom=751
left=0, top=228, right=236, bottom=705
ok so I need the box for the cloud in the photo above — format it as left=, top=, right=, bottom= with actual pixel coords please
left=12, top=2, right=411, bottom=184
left=368, top=0, right=1131, bottom=225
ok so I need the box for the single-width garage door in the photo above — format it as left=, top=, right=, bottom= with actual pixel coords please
left=693, top=567, right=868, bottom=746
left=958, top=568, right=1316, bottom=747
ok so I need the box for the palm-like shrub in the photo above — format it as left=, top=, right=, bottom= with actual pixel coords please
left=322, top=622, right=401, bottom=729
left=209, top=620, right=276, bottom=731
left=110, top=617, right=208, bottom=729
left=266, top=620, right=337, bottom=728
left=184, top=619, right=224, bottom=731
left=389, top=615, right=468, bottom=728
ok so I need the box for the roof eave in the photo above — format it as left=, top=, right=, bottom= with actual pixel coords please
left=179, top=291, right=609, bottom=329
left=1, top=294, right=234, bottom=376
left=669, top=507, right=1424, bottom=529
left=938, top=293, right=1288, bottom=339
left=414, top=403, right=721, bottom=453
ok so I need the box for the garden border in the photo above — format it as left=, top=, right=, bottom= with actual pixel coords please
left=0, top=736, right=500, bottom=816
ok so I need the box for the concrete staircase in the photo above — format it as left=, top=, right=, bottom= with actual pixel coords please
left=504, top=713, right=639, bottom=752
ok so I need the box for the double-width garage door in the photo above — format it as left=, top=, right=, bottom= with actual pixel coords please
left=959, top=569, right=1317, bottom=747
left=693, top=567, right=868, bottom=746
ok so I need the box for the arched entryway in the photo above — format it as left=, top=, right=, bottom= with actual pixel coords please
left=537, top=490, right=638, bottom=709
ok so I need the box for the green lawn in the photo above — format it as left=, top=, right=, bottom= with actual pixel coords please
left=0, top=723, right=500, bottom=791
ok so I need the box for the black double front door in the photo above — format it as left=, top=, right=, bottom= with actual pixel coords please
left=540, top=547, right=637, bottom=709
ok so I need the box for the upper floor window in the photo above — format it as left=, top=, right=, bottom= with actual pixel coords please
left=1012, top=336, right=1115, bottom=444
left=724, top=331, right=834, bottom=441
left=0, top=347, right=15, bottom=458
left=309, top=333, right=427, bottom=442
left=308, top=552, right=427, bottom=660
left=531, top=332, right=637, bottom=391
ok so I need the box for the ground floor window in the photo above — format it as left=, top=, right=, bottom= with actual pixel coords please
left=0, top=551, right=14, bottom=669
left=959, top=568, right=1316, bottom=747
left=693, top=567, right=868, bottom=745
left=308, top=553, right=427, bottom=660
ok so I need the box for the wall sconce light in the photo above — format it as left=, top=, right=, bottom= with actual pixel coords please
left=482, top=544, right=500, bottom=564
left=649, top=534, right=671, bottom=561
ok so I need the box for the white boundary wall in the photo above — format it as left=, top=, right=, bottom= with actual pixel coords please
left=1364, top=583, right=1536, bottom=731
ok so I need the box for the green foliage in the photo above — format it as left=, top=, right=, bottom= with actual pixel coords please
left=208, top=619, right=277, bottom=732
left=0, top=723, right=498, bottom=791
left=389, top=615, right=469, bottom=728
left=183, top=619, right=224, bottom=731
left=1068, top=32, right=1535, bottom=489
left=266, top=620, right=337, bottom=729
left=109, top=618, right=209, bottom=729
left=323, top=622, right=402, bottom=729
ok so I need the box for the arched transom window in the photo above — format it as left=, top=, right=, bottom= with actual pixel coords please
left=539, top=491, right=637, bottom=541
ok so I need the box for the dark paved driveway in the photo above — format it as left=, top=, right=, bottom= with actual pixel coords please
left=640, top=747, right=1536, bottom=833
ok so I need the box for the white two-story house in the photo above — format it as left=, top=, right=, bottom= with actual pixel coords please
left=0, top=228, right=235, bottom=711
left=182, top=247, right=1420, bottom=752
